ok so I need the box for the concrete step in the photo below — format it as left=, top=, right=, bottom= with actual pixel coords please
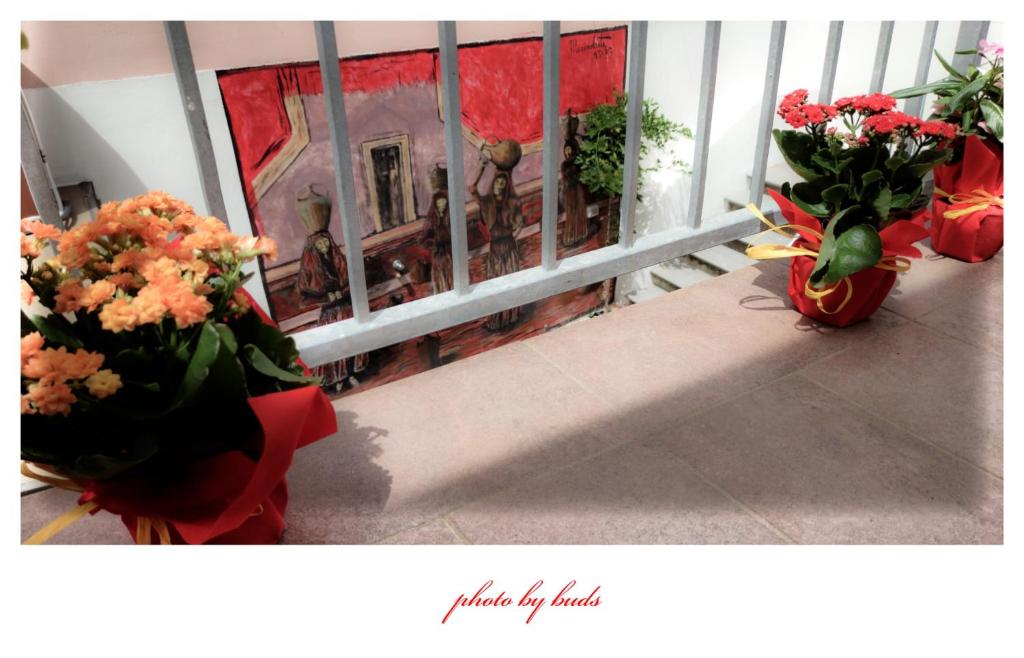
left=690, top=244, right=757, bottom=274
left=626, top=286, right=669, bottom=305
left=735, top=229, right=794, bottom=248
left=650, top=262, right=715, bottom=291
left=22, top=476, right=49, bottom=495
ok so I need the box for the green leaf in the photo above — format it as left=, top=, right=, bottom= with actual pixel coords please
left=811, top=153, right=841, bottom=174
left=979, top=99, right=1003, bottom=141
left=26, top=313, right=84, bottom=349
left=871, top=186, right=892, bottom=220
left=214, top=323, right=238, bottom=354
left=824, top=224, right=883, bottom=284
left=790, top=183, right=830, bottom=218
left=172, top=322, right=220, bottom=408
left=773, top=129, right=826, bottom=182
left=242, top=344, right=319, bottom=385
left=821, top=184, right=849, bottom=206
left=954, top=48, right=978, bottom=55
left=908, top=149, right=950, bottom=177
left=206, top=337, right=249, bottom=402
left=934, top=49, right=968, bottom=81
left=884, top=152, right=909, bottom=172
left=888, top=79, right=961, bottom=98
left=945, top=76, right=987, bottom=113
left=862, top=169, right=885, bottom=186
left=810, top=207, right=856, bottom=286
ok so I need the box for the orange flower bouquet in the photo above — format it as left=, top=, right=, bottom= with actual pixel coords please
left=21, top=192, right=337, bottom=544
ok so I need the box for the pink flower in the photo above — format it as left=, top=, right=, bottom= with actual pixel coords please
left=979, top=39, right=1004, bottom=58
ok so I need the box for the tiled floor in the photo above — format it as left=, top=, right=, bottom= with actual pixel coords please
left=21, top=242, right=1003, bottom=544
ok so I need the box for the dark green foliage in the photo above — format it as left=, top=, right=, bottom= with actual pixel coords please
left=577, top=92, right=693, bottom=200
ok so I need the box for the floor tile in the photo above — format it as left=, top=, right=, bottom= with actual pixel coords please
left=801, top=321, right=1002, bottom=475
left=527, top=262, right=904, bottom=440
left=377, top=519, right=463, bottom=544
left=21, top=487, right=133, bottom=545
left=282, top=341, right=621, bottom=544
left=648, top=374, right=1002, bottom=544
left=916, top=261, right=1002, bottom=355
left=882, top=243, right=1003, bottom=319
left=450, top=442, right=785, bottom=544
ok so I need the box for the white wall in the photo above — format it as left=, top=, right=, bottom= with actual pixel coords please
left=23, top=72, right=271, bottom=312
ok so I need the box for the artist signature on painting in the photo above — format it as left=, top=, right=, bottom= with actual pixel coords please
left=569, top=35, right=615, bottom=60
left=442, top=579, right=602, bottom=624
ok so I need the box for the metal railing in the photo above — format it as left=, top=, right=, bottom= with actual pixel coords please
left=25, top=20, right=987, bottom=367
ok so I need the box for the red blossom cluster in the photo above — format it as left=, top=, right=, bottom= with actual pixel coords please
left=775, top=89, right=958, bottom=141
left=833, top=93, right=898, bottom=115
left=776, top=89, right=839, bottom=128
left=862, top=111, right=957, bottom=140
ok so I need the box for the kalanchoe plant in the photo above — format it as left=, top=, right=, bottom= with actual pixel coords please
left=773, top=89, right=954, bottom=289
left=20, top=192, right=318, bottom=481
left=890, top=40, right=1003, bottom=145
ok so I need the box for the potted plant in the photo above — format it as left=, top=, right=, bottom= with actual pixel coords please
left=576, top=91, right=692, bottom=242
left=890, top=40, right=1004, bottom=262
left=746, top=89, right=953, bottom=326
left=21, top=192, right=337, bottom=544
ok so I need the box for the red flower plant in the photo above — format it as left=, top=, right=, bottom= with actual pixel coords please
left=833, top=93, right=898, bottom=115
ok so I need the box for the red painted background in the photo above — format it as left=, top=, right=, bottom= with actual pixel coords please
left=217, top=27, right=627, bottom=222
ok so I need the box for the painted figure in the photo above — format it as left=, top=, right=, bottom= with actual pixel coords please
left=295, top=184, right=368, bottom=391
left=560, top=109, right=589, bottom=248
left=469, top=151, right=525, bottom=331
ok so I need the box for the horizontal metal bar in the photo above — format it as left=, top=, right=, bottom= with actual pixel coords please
left=952, top=21, right=990, bottom=73
left=904, top=21, right=939, bottom=118
left=818, top=21, right=843, bottom=104
left=618, top=20, right=648, bottom=248
left=686, top=21, right=721, bottom=230
left=164, top=21, right=227, bottom=220
left=869, top=21, right=895, bottom=93
left=314, top=21, right=370, bottom=321
left=293, top=197, right=782, bottom=366
left=437, top=21, right=472, bottom=292
left=749, top=21, right=786, bottom=205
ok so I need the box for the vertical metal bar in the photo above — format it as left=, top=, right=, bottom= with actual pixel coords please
left=618, top=21, right=647, bottom=249
left=869, top=21, right=895, bottom=93
left=952, top=21, right=991, bottom=73
left=314, top=21, right=370, bottom=321
left=749, top=21, right=786, bottom=206
left=686, top=21, right=720, bottom=229
left=20, top=95, right=62, bottom=226
left=905, top=21, right=939, bottom=118
left=164, top=21, right=227, bottom=219
left=437, top=21, right=471, bottom=293
left=818, top=21, right=843, bottom=104
left=541, top=21, right=560, bottom=270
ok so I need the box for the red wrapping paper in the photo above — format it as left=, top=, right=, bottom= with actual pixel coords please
left=78, top=294, right=337, bottom=544
left=767, top=189, right=928, bottom=327
left=931, top=135, right=1004, bottom=262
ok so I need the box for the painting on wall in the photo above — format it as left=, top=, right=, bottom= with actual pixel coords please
left=217, top=26, right=628, bottom=397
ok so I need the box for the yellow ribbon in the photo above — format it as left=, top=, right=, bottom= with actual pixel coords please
left=24, top=501, right=98, bottom=545
left=933, top=187, right=1004, bottom=220
left=21, top=461, right=171, bottom=546
left=744, top=204, right=913, bottom=316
